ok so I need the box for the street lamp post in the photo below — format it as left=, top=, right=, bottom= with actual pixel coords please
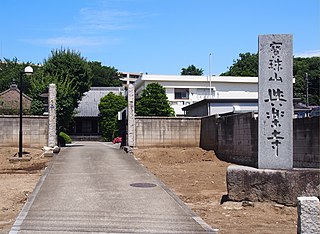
left=18, top=66, right=33, bottom=157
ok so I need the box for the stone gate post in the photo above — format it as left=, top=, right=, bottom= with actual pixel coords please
left=128, top=84, right=135, bottom=147
left=48, top=83, right=57, bottom=147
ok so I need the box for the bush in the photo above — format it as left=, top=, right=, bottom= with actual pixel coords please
left=58, top=132, right=72, bottom=146
left=136, top=83, right=175, bottom=116
left=99, top=92, right=127, bottom=141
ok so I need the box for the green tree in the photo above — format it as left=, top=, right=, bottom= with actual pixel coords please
left=42, top=48, right=93, bottom=107
left=30, top=99, right=45, bottom=116
left=293, top=57, right=320, bottom=105
left=28, top=48, right=93, bottom=131
left=0, top=58, right=37, bottom=93
left=181, top=65, right=204, bottom=75
left=221, top=53, right=319, bottom=105
left=136, top=83, right=175, bottom=116
left=99, top=92, right=127, bottom=141
left=89, top=61, right=122, bottom=87
left=0, top=58, right=21, bottom=92
left=220, top=52, right=258, bottom=77
left=28, top=71, right=77, bottom=131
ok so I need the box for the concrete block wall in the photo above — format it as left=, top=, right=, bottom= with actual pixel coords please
left=135, top=116, right=201, bottom=147
left=200, top=113, right=258, bottom=167
left=200, top=115, right=218, bottom=150
left=0, top=116, right=48, bottom=148
left=200, top=114, right=320, bottom=168
left=293, top=117, right=320, bottom=168
left=217, top=113, right=258, bottom=167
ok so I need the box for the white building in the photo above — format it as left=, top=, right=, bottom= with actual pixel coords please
left=182, top=98, right=258, bottom=117
left=119, top=72, right=142, bottom=87
left=134, top=74, right=258, bottom=116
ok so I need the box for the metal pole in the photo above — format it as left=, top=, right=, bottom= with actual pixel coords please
left=305, top=73, right=309, bottom=107
left=18, top=72, right=23, bottom=157
left=209, top=53, right=212, bottom=98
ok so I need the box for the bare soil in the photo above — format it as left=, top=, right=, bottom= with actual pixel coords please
left=133, top=147, right=297, bottom=234
left=0, top=146, right=297, bottom=234
left=0, top=147, right=51, bottom=234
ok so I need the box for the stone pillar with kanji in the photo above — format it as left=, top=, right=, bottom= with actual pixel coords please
left=128, top=84, right=135, bottom=147
left=258, top=34, right=293, bottom=169
left=48, top=83, right=57, bottom=148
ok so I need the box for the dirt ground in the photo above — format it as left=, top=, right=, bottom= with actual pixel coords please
left=133, top=147, right=297, bottom=234
left=0, top=147, right=51, bottom=234
left=0, top=146, right=297, bottom=234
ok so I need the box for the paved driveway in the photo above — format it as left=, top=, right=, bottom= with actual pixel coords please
left=11, top=142, right=215, bottom=233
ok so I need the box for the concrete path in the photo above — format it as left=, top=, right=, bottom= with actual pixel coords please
left=10, top=142, right=216, bottom=233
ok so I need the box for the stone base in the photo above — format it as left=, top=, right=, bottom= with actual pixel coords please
left=44, top=150, right=54, bottom=157
left=9, top=156, right=31, bottom=162
left=122, top=146, right=133, bottom=154
left=53, top=146, right=60, bottom=153
left=297, top=196, right=320, bottom=233
left=42, top=145, right=60, bottom=156
left=227, top=165, right=320, bottom=206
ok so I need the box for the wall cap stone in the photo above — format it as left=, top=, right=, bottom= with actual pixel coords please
left=0, top=115, right=48, bottom=119
left=298, top=196, right=319, bottom=202
left=135, top=116, right=201, bottom=120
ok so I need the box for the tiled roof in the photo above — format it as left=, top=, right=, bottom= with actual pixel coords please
left=0, top=84, right=33, bottom=101
left=75, top=87, right=124, bottom=117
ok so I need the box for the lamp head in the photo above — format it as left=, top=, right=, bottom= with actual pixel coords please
left=24, top=66, right=33, bottom=76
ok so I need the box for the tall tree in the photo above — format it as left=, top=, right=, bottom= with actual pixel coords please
left=42, top=48, right=93, bottom=106
left=181, top=65, right=204, bottom=75
left=220, top=52, right=258, bottom=77
left=221, top=53, right=319, bottom=105
left=98, top=92, right=127, bottom=141
left=293, top=57, right=320, bottom=105
left=0, top=58, right=36, bottom=93
left=136, top=83, right=175, bottom=116
left=28, top=71, right=77, bottom=131
left=28, top=48, right=93, bottom=131
left=89, top=61, right=122, bottom=87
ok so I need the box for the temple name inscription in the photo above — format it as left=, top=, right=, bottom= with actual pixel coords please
left=258, top=34, right=293, bottom=169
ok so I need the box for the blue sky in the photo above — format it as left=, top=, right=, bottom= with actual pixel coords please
left=0, top=0, right=319, bottom=75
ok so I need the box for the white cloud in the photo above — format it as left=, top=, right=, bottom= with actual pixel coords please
left=24, top=36, right=120, bottom=47
left=23, top=2, right=146, bottom=48
left=295, top=50, right=320, bottom=58
left=46, top=36, right=104, bottom=46
left=64, top=4, right=147, bottom=34
left=77, top=8, right=135, bottom=31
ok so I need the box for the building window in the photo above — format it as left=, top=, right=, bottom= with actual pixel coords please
left=174, top=88, right=189, bottom=99
left=197, top=88, right=215, bottom=99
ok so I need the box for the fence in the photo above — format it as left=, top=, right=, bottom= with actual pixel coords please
left=200, top=114, right=320, bottom=168
left=0, top=115, right=48, bottom=148
left=134, top=114, right=320, bottom=168
left=135, top=116, right=201, bottom=147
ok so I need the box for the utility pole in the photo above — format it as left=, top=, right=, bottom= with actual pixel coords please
left=209, top=53, right=212, bottom=98
left=305, top=73, right=309, bottom=107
